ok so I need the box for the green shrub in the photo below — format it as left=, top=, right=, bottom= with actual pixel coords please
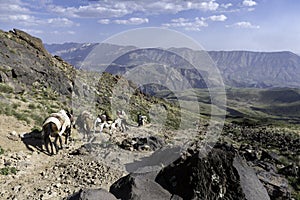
left=9, top=48, right=17, bottom=54
left=31, top=126, right=42, bottom=132
left=31, top=114, right=44, bottom=125
left=4, top=106, right=13, bottom=116
left=0, top=146, right=4, bottom=155
left=10, top=167, right=17, bottom=174
left=12, top=103, right=19, bottom=109
left=0, top=83, right=13, bottom=93
left=13, top=111, right=30, bottom=124
left=20, top=96, right=28, bottom=102
left=28, top=103, right=36, bottom=110
left=0, top=167, right=17, bottom=175
left=292, top=192, right=300, bottom=200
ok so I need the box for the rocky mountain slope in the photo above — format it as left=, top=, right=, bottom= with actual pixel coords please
left=1, top=29, right=75, bottom=96
left=45, top=42, right=300, bottom=88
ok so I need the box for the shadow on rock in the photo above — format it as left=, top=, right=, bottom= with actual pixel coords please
left=125, top=146, right=182, bottom=173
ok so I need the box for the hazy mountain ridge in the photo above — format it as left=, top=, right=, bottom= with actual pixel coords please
left=45, top=43, right=300, bottom=88
left=209, top=50, right=300, bottom=88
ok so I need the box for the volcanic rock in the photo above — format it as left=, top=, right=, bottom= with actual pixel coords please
left=67, top=188, right=118, bottom=200
left=110, top=171, right=173, bottom=200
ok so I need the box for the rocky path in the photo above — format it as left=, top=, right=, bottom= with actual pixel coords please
left=1, top=114, right=299, bottom=200
left=0, top=137, right=125, bottom=200
left=0, top=115, right=124, bottom=200
left=0, top=117, right=168, bottom=200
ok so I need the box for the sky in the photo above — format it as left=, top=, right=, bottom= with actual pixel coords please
left=0, top=0, right=300, bottom=54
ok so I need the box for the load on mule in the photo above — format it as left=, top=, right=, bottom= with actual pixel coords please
left=42, top=109, right=73, bottom=155
left=94, top=110, right=129, bottom=135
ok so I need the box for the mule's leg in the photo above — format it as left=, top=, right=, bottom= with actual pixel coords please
left=64, top=128, right=70, bottom=145
left=65, top=133, right=68, bottom=145
left=67, top=128, right=71, bottom=144
left=44, top=134, right=50, bottom=154
left=47, top=138, right=54, bottom=155
left=58, top=135, right=63, bottom=149
left=44, top=124, right=54, bottom=155
left=53, top=135, right=59, bottom=154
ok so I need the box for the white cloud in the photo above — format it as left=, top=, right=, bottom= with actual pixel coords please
left=163, top=17, right=208, bottom=31
left=171, top=18, right=190, bottom=23
left=163, top=14, right=227, bottom=31
left=0, top=12, right=78, bottom=28
left=226, top=21, right=260, bottom=29
left=0, top=1, right=78, bottom=28
left=48, top=0, right=220, bottom=18
left=47, top=17, right=79, bottom=27
left=0, top=14, right=41, bottom=26
left=67, top=31, right=75, bottom=35
left=191, top=0, right=219, bottom=11
left=242, top=0, right=257, bottom=7
left=185, top=27, right=202, bottom=31
left=98, top=19, right=111, bottom=24
left=221, top=3, right=232, bottom=9
left=51, top=30, right=76, bottom=35
left=114, top=17, right=149, bottom=25
left=7, top=4, right=30, bottom=12
left=98, top=17, right=149, bottom=25
left=22, top=29, right=44, bottom=35
left=0, top=1, right=31, bottom=13
left=207, top=14, right=227, bottom=21
left=48, top=3, right=135, bottom=18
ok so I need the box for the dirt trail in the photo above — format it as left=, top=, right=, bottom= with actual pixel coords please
left=0, top=115, right=168, bottom=199
left=0, top=114, right=124, bottom=199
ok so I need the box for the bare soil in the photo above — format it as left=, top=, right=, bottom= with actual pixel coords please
left=0, top=115, right=166, bottom=200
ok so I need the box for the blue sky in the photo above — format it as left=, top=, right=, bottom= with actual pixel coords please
left=0, top=0, right=300, bottom=54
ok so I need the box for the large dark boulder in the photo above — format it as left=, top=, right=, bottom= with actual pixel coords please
left=155, top=145, right=246, bottom=200
left=110, top=171, right=173, bottom=200
left=233, top=156, right=270, bottom=200
left=12, top=29, right=49, bottom=56
left=110, top=143, right=270, bottom=200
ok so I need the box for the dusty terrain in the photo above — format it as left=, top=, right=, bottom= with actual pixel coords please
left=0, top=114, right=161, bottom=200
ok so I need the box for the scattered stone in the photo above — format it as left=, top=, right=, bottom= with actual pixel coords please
left=7, top=131, right=19, bottom=141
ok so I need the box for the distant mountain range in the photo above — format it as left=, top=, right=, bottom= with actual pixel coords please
left=45, top=43, right=300, bottom=88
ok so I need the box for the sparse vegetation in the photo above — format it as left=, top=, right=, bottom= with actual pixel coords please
left=31, top=126, right=42, bottom=132
left=0, top=83, right=13, bottom=93
left=28, top=103, right=36, bottom=110
left=30, top=113, right=44, bottom=125
left=0, top=167, right=17, bottom=175
left=0, top=146, right=4, bottom=155
left=13, top=112, right=30, bottom=124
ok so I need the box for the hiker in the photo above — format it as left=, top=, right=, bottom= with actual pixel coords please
left=138, top=113, right=147, bottom=126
